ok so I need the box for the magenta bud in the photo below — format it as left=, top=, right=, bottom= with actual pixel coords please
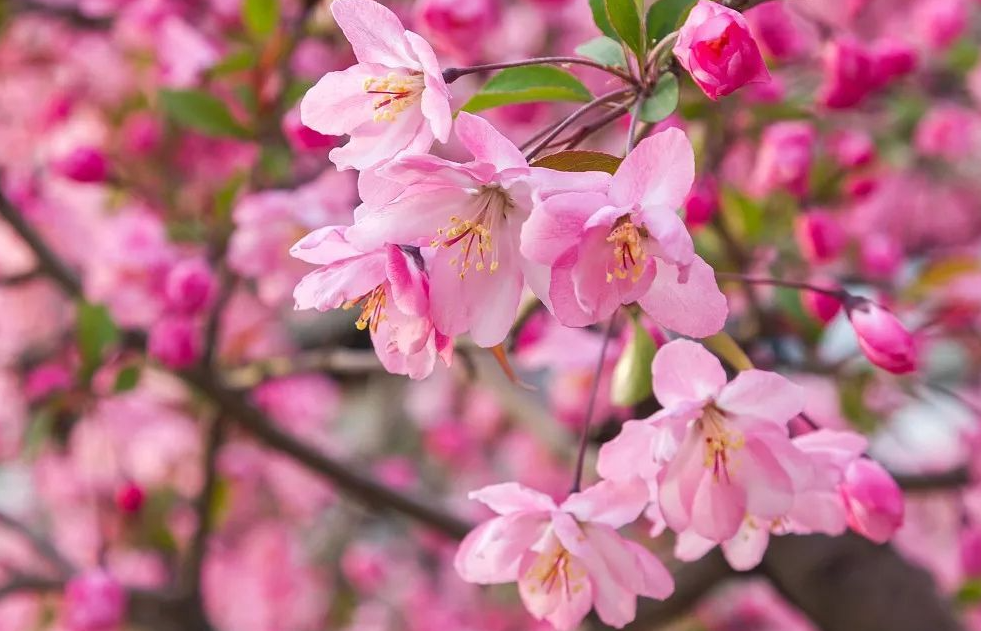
left=846, top=299, right=918, bottom=374
left=148, top=317, right=201, bottom=370
left=114, top=482, right=145, bottom=515
left=794, top=210, right=846, bottom=264
left=841, top=458, right=904, bottom=543
left=53, top=147, right=109, bottom=184
left=165, top=258, right=215, bottom=315
left=63, top=570, right=126, bottom=631
left=683, top=176, right=719, bottom=229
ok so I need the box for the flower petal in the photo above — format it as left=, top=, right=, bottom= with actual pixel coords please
left=468, top=482, right=557, bottom=514
left=610, top=127, right=695, bottom=211
left=637, top=255, right=728, bottom=338
left=560, top=478, right=649, bottom=528
left=455, top=513, right=549, bottom=583
left=454, top=112, right=527, bottom=172
left=331, top=0, right=416, bottom=68
left=651, top=338, right=726, bottom=408
left=717, top=369, right=804, bottom=424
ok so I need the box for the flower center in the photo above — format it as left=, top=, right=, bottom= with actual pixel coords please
left=343, top=285, right=387, bottom=333
left=606, top=220, right=648, bottom=283
left=363, top=72, right=425, bottom=123
left=704, top=30, right=731, bottom=57
left=431, top=185, right=512, bottom=279
left=524, top=541, right=587, bottom=601
left=699, top=405, right=744, bottom=484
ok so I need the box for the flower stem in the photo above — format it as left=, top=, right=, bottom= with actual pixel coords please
left=570, top=309, right=619, bottom=494
left=523, top=88, right=636, bottom=160
left=715, top=273, right=851, bottom=300
left=442, top=57, right=637, bottom=85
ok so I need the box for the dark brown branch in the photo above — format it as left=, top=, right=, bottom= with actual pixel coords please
left=0, top=574, right=64, bottom=600
left=0, top=192, right=83, bottom=297
left=895, top=467, right=971, bottom=491
left=180, top=417, right=225, bottom=594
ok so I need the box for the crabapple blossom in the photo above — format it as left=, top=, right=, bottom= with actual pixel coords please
left=841, top=457, right=905, bottom=543
left=455, top=479, right=673, bottom=629
left=673, top=0, right=771, bottom=100
left=846, top=299, right=918, bottom=374
left=63, top=570, right=126, bottom=631
left=520, top=128, right=727, bottom=336
left=300, top=0, right=452, bottom=170
left=794, top=210, right=847, bottom=265
left=752, top=121, right=815, bottom=198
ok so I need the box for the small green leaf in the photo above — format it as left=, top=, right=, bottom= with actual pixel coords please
left=611, top=314, right=657, bottom=406
left=589, top=0, right=619, bottom=40
left=646, top=0, right=695, bottom=43
left=113, top=365, right=142, bottom=393
left=461, top=66, right=592, bottom=113
left=703, top=332, right=754, bottom=371
left=243, top=0, right=280, bottom=38
left=957, top=579, right=981, bottom=605
left=76, top=302, right=120, bottom=379
left=604, top=0, right=645, bottom=58
left=159, top=89, right=250, bottom=139
left=638, top=73, right=679, bottom=122
left=575, top=36, right=628, bottom=68
left=531, top=150, right=623, bottom=174
left=210, top=49, right=258, bottom=76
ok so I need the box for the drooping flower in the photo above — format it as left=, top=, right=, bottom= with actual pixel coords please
left=841, top=457, right=904, bottom=543
left=673, top=0, right=771, bottom=101
left=347, top=111, right=609, bottom=347
left=455, top=478, right=674, bottom=630
left=520, top=128, right=727, bottom=336
left=300, top=0, right=452, bottom=170
left=291, top=226, right=451, bottom=379
left=845, top=299, right=918, bottom=374
left=597, top=339, right=805, bottom=542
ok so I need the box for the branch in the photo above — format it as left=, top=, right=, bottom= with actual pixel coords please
left=523, top=88, right=636, bottom=159
left=0, top=511, right=74, bottom=577
left=895, top=467, right=971, bottom=491
left=180, top=417, right=225, bottom=594
left=0, top=192, right=82, bottom=297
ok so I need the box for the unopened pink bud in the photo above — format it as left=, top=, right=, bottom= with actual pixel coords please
left=121, top=113, right=163, bottom=156
left=752, top=121, right=815, bottom=198
left=847, top=300, right=917, bottom=374
left=673, top=0, right=770, bottom=100
left=859, top=234, right=902, bottom=279
left=415, top=0, right=498, bottom=59
left=819, top=37, right=874, bottom=109
left=53, top=147, right=109, bottom=184
left=870, top=38, right=917, bottom=87
left=683, top=176, right=719, bottom=229
left=916, top=0, right=967, bottom=51
left=63, top=570, right=126, bottom=631
left=165, top=258, right=215, bottom=315
left=961, top=528, right=981, bottom=577
left=24, top=363, right=73, bottom=402
left=801, top=281, right=842, bottom=324
left=114, top=482, right=145, bottom=515
left=841, top=458, right=904, bottom=543
left=794, top=211, right=847, bottom=264
left=148, top=317, right=201, bottom=370
left=827, top=130, right=875, bottom=168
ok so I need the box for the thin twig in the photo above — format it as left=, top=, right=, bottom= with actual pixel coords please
left=180, top=417, right=225, bottom=594
left=0, top=512, right=74, bottom=577
left=443, top=57, right=636, bottom=85
left=559, top=101, right=634, bottom=150
left=523, top=88, right=635, bottom=159
left=571, top=310, right=618, bottom=493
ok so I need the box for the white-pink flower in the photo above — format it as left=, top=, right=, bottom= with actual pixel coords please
left=597, top=339, right=805, bottom=542
left=291, top=226, right=451, bottom=379
left=520, top=128, right=727, bottom=336
left=300, top=0, right=452, bottom=170
left=455, top=478, right=673, bottom=630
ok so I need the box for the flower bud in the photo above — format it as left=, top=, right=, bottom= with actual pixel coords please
left=752, top=121, right=815, bottom=198
left=846, top=300, right=917, bottom=374
left=870, top=38, right=917, bottom=88
left=683, top=176, right=719, bottom=230
left=148, top=317, right=201, bottom=370
left=165, top=258, right=215, bottom=315
left=819, top=37, right=874, bottom=109
left=827, top=129, right=875, bottom=168
left=794, top=210, right=846, bottom=264
left=282, top=108, right=337, bottom=153
left=53, top=147, right=109, bottom=184
left=120, top=113, right=163, bottom=156
left=114, top=482, right=145, bottom=514
left=961, top=528, right=981, bottom=577
left=841, top=458, right=904, bottom=543
left=915, top=104, right=980, bottom=160
left=63, top=570, right=126, bottom=631
left=916, top=0, right=967, bottom=51
left=859, top=234, right=902, bottom=279
left=744, top=1, right=814, bottom=60
left=801, top=281, right=842, bottom=324
left=673, top=0, right=770, bottom=101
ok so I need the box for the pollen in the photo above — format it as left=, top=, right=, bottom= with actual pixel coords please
left=342, top=285, right=387, bottom=333
left=699, top=405, right=745, bottom=484
left=363, top=72, right=425, bottom=122
left=523, top=542, right=587, bottom=600
left=431, top=186, right=512, bottom=279
left=605, top=220, right=647, bottom=283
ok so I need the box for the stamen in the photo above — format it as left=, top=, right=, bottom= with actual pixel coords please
left=431, top=186, right=511, bottom=279
left=363, top=72, right=425, bottom=122
left=699, top=406, right=745, bottom=483
left=605, top=221, right=648, bottom=283
left=342, top=285, right=387, bottom=333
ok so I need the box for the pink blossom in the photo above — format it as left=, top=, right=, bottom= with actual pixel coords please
left=164, top=258, right=215, bottom=315
left=63, top=570, right=126, bottom=631
left=827, top=129, right=875, bottom=168
left=859, top=234, right=902, bottom=279
left=114, top=482, right=145, bottom=514
left=841, top=457, right=904, bottom=543
left=521, top=128, right=727, bottom=336
left=300, top=0, right=452, bottom=170
left=915, top=104, right=981, bottom=160
left=348, top=112, right=605, bottom=347
left=455, top=479, right=674, bottom=630
left=673, top=0, right=770, bottom=100
left=281, top=107, right=337, bottom=153
left=818, top=37, right=875, bottom=109
left=794, top=210, right=846, bottom=265
left=291, top=226, right=451, bottom=379
left=119, top=112, right=162, bottom=156
left=801, top=280, right=843, bottom=324
left=846, top=299, right=918, bottom=374
left=414, top=0, right=499, bottom=61
left=683, top=175, right=719, bottom=230
left=744, top=1, right=817, bottom=60
left=598, top=339, right=805, bottom=542
left=751, top=121, right=815, bottom=198
left=915, top=0, right=968, bottom=51
left=147, top=316, right=201, bottom=370
left=870, top=38, right=917, bottom=87
left=52, top=146, right=109, bottom=183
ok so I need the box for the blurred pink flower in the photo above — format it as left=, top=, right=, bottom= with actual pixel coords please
left=63, top=570, right=125, bottom=631
left=819, top=37, right=875, bottom=109
left=841, top=457, right=904, bottom=543
left=752, top=121, right=815, bottom=198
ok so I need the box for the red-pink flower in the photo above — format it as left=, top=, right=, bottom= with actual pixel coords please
left=818, top=37, right=875, bottom=109
left=455, top=479, right=673, bottom=630
left=291, top=226, right=451, bottom=379
left=794, top=210, right=847, bottom=264
left=752, top=121, right=815, bottom=198
left=673, top=0, right=770, bottom=100
left=63, top=570, right=126, bottom=631
left=598, top=339, right=805, bottom=542
left=846, top=299, right=918, bottom=374
left=520, top=128, right=727, bottom=336
left=300, top=0, right=452, bottom=170
left=347, top=112, right=607, bottom=347
left=841, top=457, right=904, bottom=543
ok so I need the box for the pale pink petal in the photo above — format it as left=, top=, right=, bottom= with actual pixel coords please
left=468, top=482, right=557, bottom=514
left=674, top=529, right=716, bottom=561
left=329, top=109, right=434, bottom=171
left=575, top=525, right=641, bottom=627
left=548, top=250, right=596, bottom=327
left=371, top=322, right=437, bottom=379
left=720, top=519, right=770, bottom=570
left=384, top=245, right=429, bottom=317
left=347, top=186, right=473, bottom=249
left=637, top=256, right=728, bottom=338
left=530, top=167, right=612, bottom=197
left=657, top=430, right=706, bottom=533
left=292, top=253, right=387, bottom=311
left=610, top=127, right=695, bottom=211
left=455, top=512, right=549, bottom=583
left=300, top=64, right=377, bottom=136
left=735, top=433, right=795, bottom=519
left=290, top=226, right=362, bottom=265
left=625, top=540, right=674, bottom=599
left=787, top=489, right=848, bottom=535
left=717, top=369, right=804, bottom=424
left=519, top=192, right=602, bottom=265
left=691, top=474, right=746, bottom=542
left=404, top=31, right=452, bottom=143
left=560, top=478, right=649, bottom=528
left=518, top=533, right=593, bottom=631
left=596, top=421, right=661, bottom=483
left=331, top=0, right=416, bottom=68
left=454, top=112, right=527, bottom=172
left=651, top=338, right=726, bottom=408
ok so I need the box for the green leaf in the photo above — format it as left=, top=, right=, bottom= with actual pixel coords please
left=76, top=302, right=120, bottom=379
left=610, top=314, right=657, bottom=406
left=113, top=365, right=142, bottom=393
left=957, top=579, right=981, bottom=606
left=243, top=0, right=280, bottom=38
left=703, top=332, right=754, bottom=371
left=589, top=0, right=619, bottom=39
left=575, top=36, right=628, bottom=68
left=646, top=0, right=695, bottom=43
left=461, top=66, right=592, bottom=113
left=530, top=150, right=622, bottom=174
left=638, top=73, right=679, bottom=122
left=604, top=0, right=645, bottom=58
left=210, top=49, right=258, bottom=76
left=159, top=89, right=250, bottom=139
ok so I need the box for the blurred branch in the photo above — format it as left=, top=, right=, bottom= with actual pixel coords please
left=7, top=0, right=112, bottom=28
left=1, top=269, right=40, bottom=286
left=895, top=467, right=971, bottom=491
left=0, top=573, right=64, bottom=600
left=224, top=348, right=385, bottom=388
left=0, top=511, right=74, bottom=578
left=0, top=192, right=83, bottom=297
left=180, top=417, right=226, bottom=595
